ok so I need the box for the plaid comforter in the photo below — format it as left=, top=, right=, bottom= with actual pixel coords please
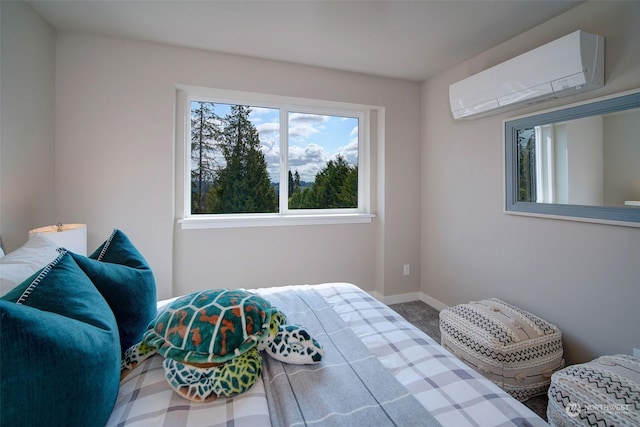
left=107, top=283, right=547, bottom=426
left=314, top=283, right=547, bottom=427
left=258, top=286, right=440, bottom=426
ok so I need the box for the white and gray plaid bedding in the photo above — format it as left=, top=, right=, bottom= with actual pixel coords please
left=107, top=355, right=270, bottom=426
left=258, top=286, right=440, bottom=427
left=313, top=283, right=548, bottom=427
left=107, top=283, right=547, bottom=426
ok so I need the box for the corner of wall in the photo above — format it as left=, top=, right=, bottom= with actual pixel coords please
left=0, top=1, right=56, bottom=250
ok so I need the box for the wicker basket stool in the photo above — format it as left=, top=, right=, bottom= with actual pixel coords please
left=440, top=298, right=564, bottom=401
left=547, top=354, right=640, bottom=426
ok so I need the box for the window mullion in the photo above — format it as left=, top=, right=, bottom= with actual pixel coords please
left=279, top=108, right=289, bottom=215
left=359, top=110, right=368, bottom=212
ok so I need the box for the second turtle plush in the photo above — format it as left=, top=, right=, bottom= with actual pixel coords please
left=121, top=289, right=324, bottom=402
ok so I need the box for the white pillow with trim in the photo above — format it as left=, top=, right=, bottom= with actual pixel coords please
left=0, top=234, right=60, bottom=296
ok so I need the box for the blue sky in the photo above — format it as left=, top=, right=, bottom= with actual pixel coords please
left=207, top=102, right=359, bottom=183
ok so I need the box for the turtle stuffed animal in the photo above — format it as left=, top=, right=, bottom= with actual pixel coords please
left=121, top=289, right=324, bottom=402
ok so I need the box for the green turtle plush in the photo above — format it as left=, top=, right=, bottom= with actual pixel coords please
left=121, top=289, right=323, bottom=402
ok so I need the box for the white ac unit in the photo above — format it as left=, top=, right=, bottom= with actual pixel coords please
left=449, top=30, right=604, bottom=120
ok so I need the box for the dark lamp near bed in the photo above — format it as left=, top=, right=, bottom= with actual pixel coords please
left=28, top=223, right=87, bottom=256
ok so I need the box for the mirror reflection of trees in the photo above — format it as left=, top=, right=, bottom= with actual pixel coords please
left=505, top=92, right=640, bottom=225
left=517, top=128, right=536, bottom=202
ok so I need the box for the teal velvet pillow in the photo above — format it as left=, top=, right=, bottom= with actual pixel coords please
left=0, top=250, right=120, bottom=427
left=71, top=229, right=157, bottom=354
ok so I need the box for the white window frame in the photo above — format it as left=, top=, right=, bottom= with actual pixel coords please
left=176, top=85, right=375, bottom=229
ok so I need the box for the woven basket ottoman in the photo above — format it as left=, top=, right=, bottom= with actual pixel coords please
left=547, top=354, right=640, bottom=426
left=440, top=298, right=564, bottom=401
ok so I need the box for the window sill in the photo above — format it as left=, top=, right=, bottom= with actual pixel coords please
left=178, top=213, right=375, bottom=229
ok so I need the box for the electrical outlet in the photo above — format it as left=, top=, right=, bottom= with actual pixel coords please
left=403, top=264, right=410, bottom=276
left=634, top=348, right=640, bottom=358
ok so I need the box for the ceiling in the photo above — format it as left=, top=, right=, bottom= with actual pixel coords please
left=28, top=0, right=583, bottom=82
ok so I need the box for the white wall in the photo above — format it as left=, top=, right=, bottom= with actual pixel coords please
left=421, top=1, right=640, bottom=364
left=603, top=109, right=640, bottom=206
left=0, top=1, right=56, bottom=251
left=565, top=116, right=604, bottom=206
left=54, top=34, right=421, bottom=300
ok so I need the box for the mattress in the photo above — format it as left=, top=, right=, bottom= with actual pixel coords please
left=107, top=283, right=547, bottom=426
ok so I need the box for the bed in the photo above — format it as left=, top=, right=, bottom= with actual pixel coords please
left=1, top=230, right=547, bottom=426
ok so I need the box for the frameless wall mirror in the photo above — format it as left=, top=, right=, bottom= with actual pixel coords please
left=504, top=89, right=640, bottom=227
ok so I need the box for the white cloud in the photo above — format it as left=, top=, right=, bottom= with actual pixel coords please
left=253, top=113, right=359, bottom=183
left=288, top=113, right=328, bottom=141
left=264, top=151, right=280, bottom=181
left=323, top=125, right=359, bottom=165
left=289, top=113, right=327, bottom=123
left=256, top=122, right=280, bottom=154
left=256, top=122, right=280, bottom=138
left=288, top=143, right=329, bottom=182
left=250, top=107, right=277, bottom=117
left=289, top=143, right=325, bottom=165
left=334, top=139, right=359, bottom=165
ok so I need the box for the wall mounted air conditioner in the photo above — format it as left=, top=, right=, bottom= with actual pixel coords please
left=449, top=30, right=604, bottom=120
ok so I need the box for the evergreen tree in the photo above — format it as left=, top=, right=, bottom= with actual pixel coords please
left=288, top=170, right=295, bottom=198
left=518, top=131, right=536, bottom=202
left=288, top=170, right=302, bottom=198
left=214, top=105, right=277, bottom=213
left=289, top=155, right=357, bottom=209
left=289, top=187, right=311, bottom=209
left=339, top=163, right=358, bottom=207
left=294, top=170, right=301, bottom=193
left=191, top=102, right=220, bottom=213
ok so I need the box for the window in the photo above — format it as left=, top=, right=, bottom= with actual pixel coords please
left=178, top=87, right=375, bottom=228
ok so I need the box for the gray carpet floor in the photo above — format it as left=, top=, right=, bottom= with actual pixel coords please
left=388, top=300, right=548, bottom=421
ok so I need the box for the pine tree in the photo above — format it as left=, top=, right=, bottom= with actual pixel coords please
left=518, top=131, right=536, bottom=202
left=288, top=170, right=302, bottom=198
left=191, top=102, right=221, bottom=213
left=289, top=155, right=357, bottom=209
left=214, top=105, right=277, bottom=213
left=288, top=170, right=295, bottom=198
left=294, top=170, right=301, bottom=193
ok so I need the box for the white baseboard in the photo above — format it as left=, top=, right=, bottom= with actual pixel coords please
left=382, top=292, right=421, bottom=305
left=419, top=293, right=449, bottom=311
left=373, top=290, right=449, bottom=312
